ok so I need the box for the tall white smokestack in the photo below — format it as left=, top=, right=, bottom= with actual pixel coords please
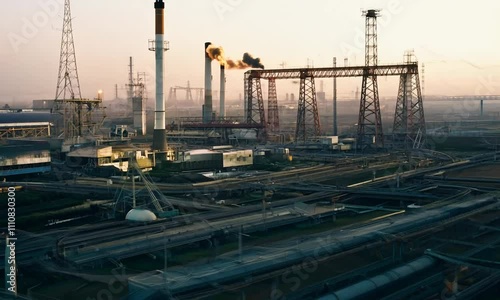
left=203, top=42, right=213, bottom=123
left=153, top=0, right=167, bottom=151
left=220, top=64, right=225, bottom=118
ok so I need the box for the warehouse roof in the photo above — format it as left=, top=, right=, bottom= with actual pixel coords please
left=0, top=112, right=60, bottom=124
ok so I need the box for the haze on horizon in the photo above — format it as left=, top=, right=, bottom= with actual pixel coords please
left=0, top=0, right=499, bottom=108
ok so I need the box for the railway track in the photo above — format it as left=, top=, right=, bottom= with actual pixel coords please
left=3, top=157, right=495, bottom=268
left=58, top=191, right=336, bottom=249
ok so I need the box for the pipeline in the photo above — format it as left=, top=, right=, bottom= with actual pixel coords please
left=164, top=196, right=498, bottom=295
left=317, top=256, right=437, bottom=300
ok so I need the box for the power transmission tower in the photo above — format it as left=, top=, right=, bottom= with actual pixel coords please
left=357, top=9, right=384, bottom=150
left=55, top=0, right=81, bottom=102
left=168, top=82, right=201, bottom=106
left=53, top=0, right=105, bottom=141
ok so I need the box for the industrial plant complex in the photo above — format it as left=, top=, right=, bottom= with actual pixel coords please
left=1, top=1, right=500, bottom=299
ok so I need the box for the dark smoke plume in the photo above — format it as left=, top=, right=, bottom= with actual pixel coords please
left=226, top=59, right=247, bottom=69
left=242, top=53, right=265, bottom=69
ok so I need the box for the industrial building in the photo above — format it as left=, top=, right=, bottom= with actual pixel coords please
left=2, top=1, right=500, bottom=300
left=174, top=148, right=253, bottom=170
left=66, top=145, right=156, bottom=172
left=0, top=143, right=51, bottom=177
left=32, top=100, right=55, bottom=110
left=253, top=147, right=292, bottom=162
left=0, top=111, right=58, bottom=140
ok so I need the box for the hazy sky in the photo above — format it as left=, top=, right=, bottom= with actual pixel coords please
left=1, top=0, right=499, bottom=106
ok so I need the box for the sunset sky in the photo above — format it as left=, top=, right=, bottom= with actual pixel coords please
left=1, top=0, right=499, bottom=107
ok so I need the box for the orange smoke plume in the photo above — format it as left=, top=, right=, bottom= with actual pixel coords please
left=206, top=44, right=264, bottom=69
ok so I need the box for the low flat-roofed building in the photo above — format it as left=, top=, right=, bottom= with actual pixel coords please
left=0, top=111, right=59, bottom=140
left=0, top=144, right=51, bottom=177
left=175, top=148, right=253, bottom=170
left=0, top=122, right=51, bottom=139
left=66, top=145, right=155, bottom=172
left=222, top=149, right=253, bottom=168
left=32, top=99, right=55, bottom=110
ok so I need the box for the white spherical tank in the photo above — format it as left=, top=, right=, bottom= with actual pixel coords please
left=125, top=209, right=157, bottom=222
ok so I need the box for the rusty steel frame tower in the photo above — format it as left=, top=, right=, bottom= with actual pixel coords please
left=245, top=71, right=266, bottom=139
left=267, top=78, right=279, bottom=133
left=358, top=9, right=384, bottom=149
left=295, top=70, right=321, bottom=142
left=53, top=0, right=104, bottom=140
left=393, top=53, right=426, bottom=149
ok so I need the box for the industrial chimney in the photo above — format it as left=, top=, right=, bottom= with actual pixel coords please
left=152, top=0, right=167, bottom=151
left=203, top=42, right=213, bottom=123
left=220, top=64, right=226, bottom=118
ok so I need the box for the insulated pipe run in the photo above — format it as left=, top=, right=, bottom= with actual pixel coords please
left=203, top=42, right=213, bottom=123
left=317, top=256, right=437, bottom=300
left=153, top=0, right=167, bottom=151
left=220, top=64, right=226, bottom=118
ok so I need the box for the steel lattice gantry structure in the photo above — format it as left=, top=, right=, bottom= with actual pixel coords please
left=244, top=62, right=425, bottom=146
left=0, top=123, right=51, bottom=140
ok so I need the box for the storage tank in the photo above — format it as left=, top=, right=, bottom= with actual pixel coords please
left=125, top=209, right=157, bottom=222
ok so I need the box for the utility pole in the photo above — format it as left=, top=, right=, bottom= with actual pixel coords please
left=358, top=9, right=383, bottom=149
left=238, top=225, right=243, bottom=263
left=164, top=232, right=167, bottom=278
left=333, top=57, right=338, bottom=136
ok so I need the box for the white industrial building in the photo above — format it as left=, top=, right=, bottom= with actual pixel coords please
left=0, top=111, right=57, bottom=140
left=175, top=148, right=253, bottom=170
left=66, top=145, right=156, bottom=172
left=0, top=144, right=51, bottom=177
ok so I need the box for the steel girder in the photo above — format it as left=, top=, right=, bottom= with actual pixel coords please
left=244, top=63, right=420, bottom=144
left=244, top=64, right=418, bottom=80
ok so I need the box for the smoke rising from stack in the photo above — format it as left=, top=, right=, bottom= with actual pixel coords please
left=206, top=45, right=264, bottom=69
